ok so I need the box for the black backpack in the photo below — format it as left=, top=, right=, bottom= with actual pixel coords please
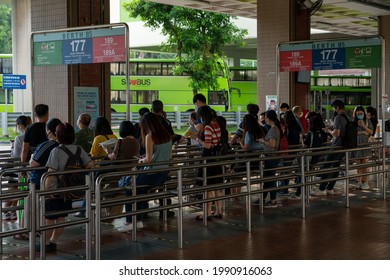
left=57, top=145, right=86, bottom=199
left=340, top=114, right=358, bottom=149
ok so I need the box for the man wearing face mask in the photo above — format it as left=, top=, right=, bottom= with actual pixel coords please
left=312, top=99, right=348, bottom=196
left=260, top=112, right=271, bottom=132
left=292, top=106, right=304, bottom=137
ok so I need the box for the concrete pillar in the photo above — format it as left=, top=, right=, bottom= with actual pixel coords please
left=257, top=0, right=310, bottom=112
left=12, top=0, right=110, bottom=123
left=12, top=0, right=32, bottom=114
left=379, top=15, right=390, bottom=119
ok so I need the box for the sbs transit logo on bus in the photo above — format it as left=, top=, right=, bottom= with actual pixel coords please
left=121, top=78, right=151, bottom=86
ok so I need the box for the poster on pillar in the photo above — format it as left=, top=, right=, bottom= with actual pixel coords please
left=266, top=95, right=278, bottom=112
left=74, top=87, right=99, bottom=130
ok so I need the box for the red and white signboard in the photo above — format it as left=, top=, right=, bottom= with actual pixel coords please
left=93, top=35, right=126, bottom=63
left=280, top=50, right=312, bottom=72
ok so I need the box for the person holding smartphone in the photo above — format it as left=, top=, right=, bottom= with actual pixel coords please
left=117, top=113, right=172, bottom=232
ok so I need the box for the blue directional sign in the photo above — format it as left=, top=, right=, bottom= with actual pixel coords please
left=2, top=74, right=27, bottom=90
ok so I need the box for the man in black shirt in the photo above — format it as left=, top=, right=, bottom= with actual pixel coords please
left=151, top=100, right=183, bottom=144
left=21, top=104, right=49, bottom=162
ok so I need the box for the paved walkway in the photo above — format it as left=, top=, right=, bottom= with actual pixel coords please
left=2, top=181, right=390, bottom=260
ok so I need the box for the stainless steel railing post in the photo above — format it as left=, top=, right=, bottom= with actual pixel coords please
left=246, top=160, right=252, bottom=232
left=177, top=169, right=183, bottom=248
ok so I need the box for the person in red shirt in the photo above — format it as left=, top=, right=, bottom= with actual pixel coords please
left=193, top=106, right=224, bottom=220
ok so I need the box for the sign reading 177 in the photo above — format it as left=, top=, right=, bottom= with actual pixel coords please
left=320, top=49, right=338, bottom=60
left=70, top=39, right=86, bottom=52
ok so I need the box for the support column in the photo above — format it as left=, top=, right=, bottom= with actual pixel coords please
left=12, top=0, right=110, bottom=123
left=257, top=0, right=310, bottom=112
left=12, top=0, right=32, bottom=113
left=379, top=15, right=390, bottom=120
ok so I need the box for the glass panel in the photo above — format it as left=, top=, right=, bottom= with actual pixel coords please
left=208, top=91, right=226, bottom=105
left=163, top=63, right=175, bottom=76
left=330, top=78, right=342, bottom=86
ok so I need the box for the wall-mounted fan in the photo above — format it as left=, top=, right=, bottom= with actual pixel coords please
left=301, top=0, right=323, bottom=15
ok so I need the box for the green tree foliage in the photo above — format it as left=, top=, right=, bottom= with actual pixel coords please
left=123, top=1, right=247, bottom=93
left=0, top=3, right=12, bottom=54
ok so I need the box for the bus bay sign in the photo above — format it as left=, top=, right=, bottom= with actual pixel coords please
left=279, top=37, right=382, bottom=72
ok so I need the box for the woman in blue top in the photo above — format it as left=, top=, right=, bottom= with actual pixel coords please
left=118, top=113, right=172, bottom=233
left=241, top=114, right=265, bottom=151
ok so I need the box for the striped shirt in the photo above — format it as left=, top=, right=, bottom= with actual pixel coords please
left=204, top=121, right=221, bottom=146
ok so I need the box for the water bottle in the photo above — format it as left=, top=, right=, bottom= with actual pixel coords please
left=17, top=176, right=27, bottom=222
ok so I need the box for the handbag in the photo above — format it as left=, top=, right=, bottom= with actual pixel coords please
left=118, top=176, right=132, bottom=188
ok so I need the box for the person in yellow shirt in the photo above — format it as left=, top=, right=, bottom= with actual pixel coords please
left=90, top=116, right=118, bottom=159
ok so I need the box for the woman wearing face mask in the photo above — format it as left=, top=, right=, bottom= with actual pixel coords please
left=352, top=106, right=373, bottom=190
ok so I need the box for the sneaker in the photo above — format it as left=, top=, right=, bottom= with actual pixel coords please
left=159, top=210, right=175, bottom=219
left=290, top=194, right=301, bottom=200
left=360, top=183, right=369, bottom=190
left=35, top=242, right=57, bottom=252
left=264, top=201, right=277, bottom=208
left=311, top=189, right=327, bottom=196
left=277, top=190, right=290, bottom=196
left=252, top=199, right=261, bottom=205
left=326, top=189, right=335, bottom=195
left=74, top=211, right=86, bottom=218
left=117, top=221, right=144, bottom=232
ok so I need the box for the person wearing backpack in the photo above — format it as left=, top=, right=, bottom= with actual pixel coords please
left=193, top=106, right=224, bottom=220
left=40, top=123, right=93, bottom=252
left=12, top=118, right=58, bottom=240
left=312, top=100, right=348, bottom=196
left=277, top=110, right=302, bottom=196
left=291, top=115, right=325, bottom=199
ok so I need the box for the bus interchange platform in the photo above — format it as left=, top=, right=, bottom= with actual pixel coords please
left=1, top=143, right=390, bottom=260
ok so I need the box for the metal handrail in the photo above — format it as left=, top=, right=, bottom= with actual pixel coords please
left=1, top=142, right=389, bottom=259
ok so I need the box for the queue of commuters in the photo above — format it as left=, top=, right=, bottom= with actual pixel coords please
left=1, top=97, right=380, bottom=250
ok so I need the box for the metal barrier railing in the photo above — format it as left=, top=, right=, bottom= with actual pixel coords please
left=0, top=142, right=389, bottom=259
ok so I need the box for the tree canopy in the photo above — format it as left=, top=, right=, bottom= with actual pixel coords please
left=0, top=3, right=12, bottom=54
left=124, top=0, right=247, bottom=92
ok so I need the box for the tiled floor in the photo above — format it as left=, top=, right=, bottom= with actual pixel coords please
left=2, top=183, right=390, bottom=260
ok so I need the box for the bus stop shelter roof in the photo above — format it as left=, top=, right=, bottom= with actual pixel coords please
left=149, top=0, right=390, bottom=37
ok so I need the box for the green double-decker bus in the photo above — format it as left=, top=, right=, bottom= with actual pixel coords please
left=1, top=54, right=373, bottom=114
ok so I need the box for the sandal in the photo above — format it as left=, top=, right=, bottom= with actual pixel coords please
left=14, top=233, right=29, bottom=240
left=212, top=213, right=223, bottom=219
left=195, top=215, right=212, bottom=221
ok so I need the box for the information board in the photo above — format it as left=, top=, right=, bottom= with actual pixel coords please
left=74, top=87, right=99, bottom=130
left=279, top=37, right=382, bottom=72
left=33, top=27, right=126, bottom=66
left=1, top=74, right=27, bottom=90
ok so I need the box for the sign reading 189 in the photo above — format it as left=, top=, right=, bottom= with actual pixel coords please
left=70, top=39, right=86, bottom=52
left=320, top=49, right=338, bottom=60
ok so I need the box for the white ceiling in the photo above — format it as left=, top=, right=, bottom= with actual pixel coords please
left=148, top=0, right=390, bottom=37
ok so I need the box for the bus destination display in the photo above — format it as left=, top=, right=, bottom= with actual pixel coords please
left=279, top=37, right=381, bottom=72
left=33, top=28, right=126, bottom=66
